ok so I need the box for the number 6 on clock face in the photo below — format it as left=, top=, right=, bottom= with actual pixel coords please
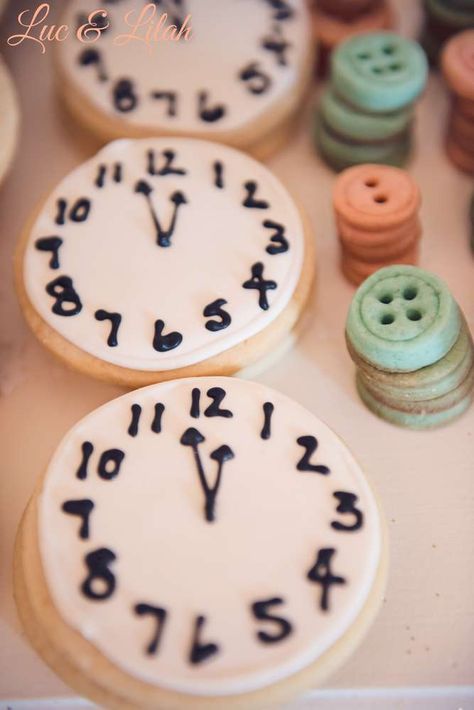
left=28, top=377, right=385, bottom=703
left=20, top=137, right=310, bottom=386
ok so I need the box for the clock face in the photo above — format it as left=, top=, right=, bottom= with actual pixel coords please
left=23, top=138, right=304, bottom=370
left=59, top=0, right=311, bottom=133
left=39, top=377, right=381, bottom=696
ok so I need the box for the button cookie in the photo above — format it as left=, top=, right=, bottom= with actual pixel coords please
left=14, top=377, right=387, bottom=709
left=331, top=32, right=428, bottom=112
left=441, top=29, right=474, bottom=100
left=56, top=0, right=314, bottom=159
left=345, top=265, right=462, bottom=372
left=15, top=138, right=315, bottom=387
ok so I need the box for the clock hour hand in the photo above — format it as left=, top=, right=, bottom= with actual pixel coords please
left=180, top=427, right=235, bottom=523
left=134, top=179, right=188, bottom=247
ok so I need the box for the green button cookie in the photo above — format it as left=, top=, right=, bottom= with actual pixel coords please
left=331, top=32, right=428, bottom=112
left=346, top=265, right=462, bottom=371
left=319, top=87, right=413, bottom=143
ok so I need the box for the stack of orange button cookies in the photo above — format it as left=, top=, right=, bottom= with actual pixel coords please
left=310, top=0, right=393, bottom=77
left=441, top=29, right=474, bottom=175
left=333, top=164, right=421, bottom=286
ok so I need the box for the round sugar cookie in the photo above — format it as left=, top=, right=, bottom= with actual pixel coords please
left=16, top=138, right=314, bottom=387
left=56, top=0, right=314, bottom=158
left=0, top=55, right=20, bottom=186
left=14, top=377, right=386, bottom=710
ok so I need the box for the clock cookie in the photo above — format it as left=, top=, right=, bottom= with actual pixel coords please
left=56, top=0, right=314, bottom=159
left=15, top=138, right=314, bottom=387
left=0, top=55, right=20, bottom=186
left=15, top=377, right=386, bottom=710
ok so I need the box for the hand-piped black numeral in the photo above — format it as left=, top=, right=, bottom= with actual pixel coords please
left=150, top=91, right=177, bottom=117
left=180, top=427, right=234, bottom=523
left=62, top=499, right=94, bottom=540
left=81, top=548, right=117, bottom=601
left=94, top=310, right=122, bottom=347
left=242, top=262, right=277, bottom=311
left=189, top=615, right=220, bottom=664
left=263, top=219, right=289, bottom=255
left=147, top=149, right=186, bottom=176
left=331, top=491, right=363, bottom=532
left=153, top=319, right=183, bottom=352
left=260, top=401, right=274, bottom=440
left=296, top=436, right=330, bottom=475
left=134, top=603, right=168, bottom=655
left=76, top=441, right=94, bottom=480
left=239, top=62, right=272, bottom=95
left=113, top=78, right=138, bottom=112
left=151, top=402, right=165, bottom=433
left=265, top=0, right=294, bottom=21
left=95, top=162, right=123, bottom=188
left=251, top=597, right=293, bottom=644
left=78, top=48, right=108, bottom=82
left=35, top=236, right=63, bottom=269
left=261, top=26, right=291, bottom=66
left=204, top=387, right=233, bottom=418
left=213, top=161, right=224, bottom=189
left=243, top=181, right=270, bottom=209
left=98, top=448, right=125, bottom=480
left=306, top=548, right=346, bottom=612
left=135, top=179, right=188, bottom=247
left=198, top=91, right=226, bottom=123
left=55, top=197, right=91, bottom=225
left=203, top=298, right=231, bottom=332
left=45, top=276, right=82, bottom=316
left=189, top=387, right=233, bottom=418
left=128, top=404, right=142, bottom=437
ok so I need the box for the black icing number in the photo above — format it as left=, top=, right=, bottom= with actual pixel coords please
left=55, top=197, right=91, bottom=225
left=203, top=298, right=231, bottom=332
left=307, top=548, right=346, bottom=612
left=81, top=548, right=117, bottom=601
left=331, top=491, right=363, bottom=532
left=134, top=604, right=168, bottom=655
left=251, top=598, right=293, bottom=644
left=62, top=499, right=94, bottom=540
left=45, top=276, right=82, bottom=317
left=296, top=436, right=330, bottom=475
left=239, top=62, right=272, bottom=95
left=76, top=441, right=125, bottom=481
left=113, top=78, right=138, bottom=112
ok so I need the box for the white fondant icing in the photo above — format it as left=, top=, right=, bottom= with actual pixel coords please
left=59, top=0, right=311, bottom=133
left=24, top=138, right=304, bottom=370
left=39, top=377, right=382, bottom=696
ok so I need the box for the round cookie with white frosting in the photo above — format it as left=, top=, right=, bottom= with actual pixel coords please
left=16, top=137, right=314, bottom=387
left=15, top=377, right=386, bottom=710
left=56, top=0, right=314, bottom=158
left=0, top=54, right=20, bottom=186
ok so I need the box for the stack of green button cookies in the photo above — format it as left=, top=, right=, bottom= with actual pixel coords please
left=420, top=0, right=474, bottom=65
left=346, top=265, right=474, bottom=428
left=316, top=32, right=428, bottom=172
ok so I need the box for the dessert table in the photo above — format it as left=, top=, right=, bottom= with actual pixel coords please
left=0, top=0, right=473, bottom=707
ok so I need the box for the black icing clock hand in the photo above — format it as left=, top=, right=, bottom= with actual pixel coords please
left=180, top=427, right=234, bottom=523
left=134, top=179, right=188, bottom=247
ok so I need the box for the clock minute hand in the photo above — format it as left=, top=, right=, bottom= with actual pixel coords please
left=180, top=427, right=235, bottom=523
left=134, top=179, right=188, bottom=247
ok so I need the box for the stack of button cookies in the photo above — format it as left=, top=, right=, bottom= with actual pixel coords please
left=441, top=30, right=474, bottom=175
left=310, top=0, right=393, bottom=77
left=316, top=32, right=428, bottom=171
left=346, top=265, right=474, bottom=428
left=420, top=0, right=474, bottom=65
left=333, top=164, right=421, bottom=286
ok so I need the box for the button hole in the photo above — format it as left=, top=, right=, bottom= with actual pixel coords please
left=357, top=52, right=371, bottom=60
left=380, top=313, right=395, bottom=325
left=365, top=178, right=378, bottom=187
left=383, top=45, right=396, bottom=55
left=379, top=293, right=393, bottom=304
left=374, top=194, right=388, bottom=204
left=372, top=66, right=384, bottom=74
left=389, top=63, right=403, bottom=71
left=403, top=286, right=418, bottom=300
left=407, top=309, right=422, bottom=321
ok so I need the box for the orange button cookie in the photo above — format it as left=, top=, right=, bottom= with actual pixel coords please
left=312, top=1, right=393, bottom=49
left=333, top=164, right=421, bottom=230
left=342, top=245, right=420, bottom=286
left=441, top=29, right=474, bottom=101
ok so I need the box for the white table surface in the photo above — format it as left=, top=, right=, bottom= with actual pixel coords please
left=0, top=1, right=473, bottom=708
